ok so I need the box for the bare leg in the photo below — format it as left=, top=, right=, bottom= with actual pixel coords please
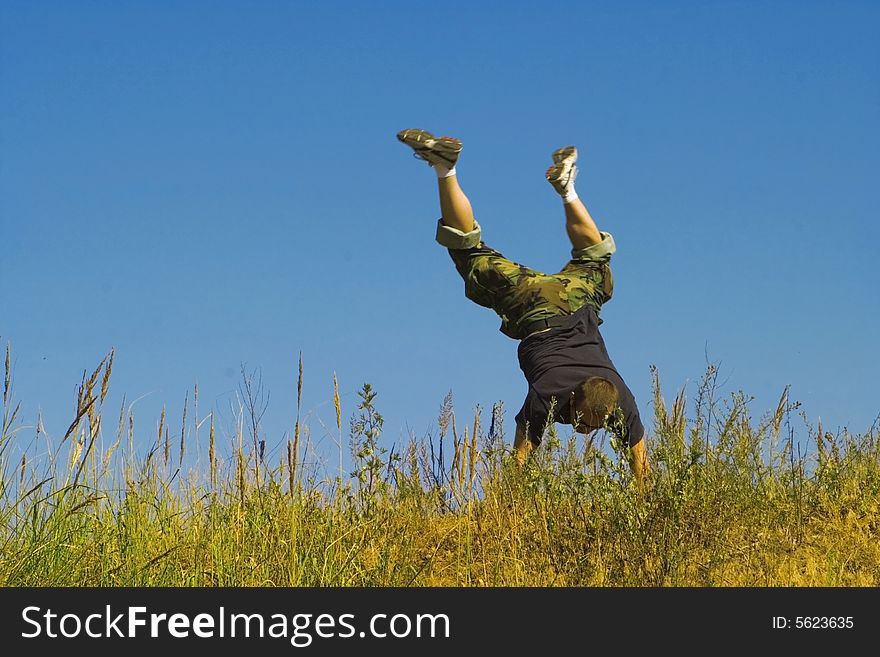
left=438, top=175, right=476, bottom=234
left=563, top=197, right=603, bottom=250
left=544, top=159, right=603, bottom=250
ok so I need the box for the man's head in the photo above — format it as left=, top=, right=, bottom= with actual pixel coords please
left=569, top=376, right=619, bottom=433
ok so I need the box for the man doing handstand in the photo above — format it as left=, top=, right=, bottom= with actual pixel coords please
left=397, top=129, right=649, bottom=488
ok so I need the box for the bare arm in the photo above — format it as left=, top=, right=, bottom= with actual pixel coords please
left=513, top=422, right=534, bottom=466
left=629, top=436, right=651, bottom=492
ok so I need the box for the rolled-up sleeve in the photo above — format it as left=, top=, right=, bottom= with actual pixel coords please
left=436, top=219, right=482, bottom=250
left=570, top=231, right=616, bottom=261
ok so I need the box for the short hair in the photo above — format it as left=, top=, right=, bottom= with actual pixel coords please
left=572, top=376, right=619, bottom=427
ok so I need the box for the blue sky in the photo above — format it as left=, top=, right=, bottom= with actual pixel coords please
left=2, top=1, right=878, bottom=474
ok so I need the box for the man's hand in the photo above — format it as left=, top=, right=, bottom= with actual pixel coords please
left=630, top=438, right=652, bottom=493
left=513, top=422, right=534, bottom=466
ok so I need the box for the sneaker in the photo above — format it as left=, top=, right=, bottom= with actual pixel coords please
left=397, top=129, right=462, bottom=169
left=546, top=146, right=578, bottom=195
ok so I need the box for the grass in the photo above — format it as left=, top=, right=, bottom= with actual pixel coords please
left=1, top=344, right=879, bottom=587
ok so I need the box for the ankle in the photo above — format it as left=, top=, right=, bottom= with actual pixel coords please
left=435, top=163, right=456, bottom=178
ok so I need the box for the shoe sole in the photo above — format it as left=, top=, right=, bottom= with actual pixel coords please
left=547, top=146, right=577, bottom=184
left=548, top=146, right=577, bottom=184
left=551, top=146, right=577, bottom=165
left=397, top=129, right=462, bottom=167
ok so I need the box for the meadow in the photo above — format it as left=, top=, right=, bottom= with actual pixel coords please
left=1, top=345, right=878, bottom=587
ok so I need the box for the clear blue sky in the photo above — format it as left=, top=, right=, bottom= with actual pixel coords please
left=2, top=1, right=878, bottom=474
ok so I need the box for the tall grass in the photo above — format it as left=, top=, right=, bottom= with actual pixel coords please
left=1, top=344, right=878, bottom=586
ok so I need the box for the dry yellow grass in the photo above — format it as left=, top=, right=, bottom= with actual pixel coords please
left=0, top=346, right=878, bottom=586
